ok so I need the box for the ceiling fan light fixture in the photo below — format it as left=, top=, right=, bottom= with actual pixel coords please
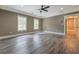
left=37, top=5, right=50, bottom=13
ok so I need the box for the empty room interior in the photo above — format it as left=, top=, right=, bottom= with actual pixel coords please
left=0, top=5, right=79, bottom=54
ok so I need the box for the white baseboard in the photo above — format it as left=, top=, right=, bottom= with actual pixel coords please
left=0, top=32, right=34, bottom=39
left=44, top=31, right=65, bottom=35
left=0, top=31, right=65, bottom=39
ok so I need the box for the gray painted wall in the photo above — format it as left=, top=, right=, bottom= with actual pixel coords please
left=43, top=15, right=64, bottom=33
left=0, top=9, right=43, bottom=36
left=43, top=11, right=79, bottom=34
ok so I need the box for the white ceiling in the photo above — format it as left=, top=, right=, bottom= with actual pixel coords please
left=0, top=5, right=79, bottom=18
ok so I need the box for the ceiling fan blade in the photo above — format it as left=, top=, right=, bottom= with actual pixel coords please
left=44, top=6, right=50, bottom=9
left=43, top=9, right=48, bottom=12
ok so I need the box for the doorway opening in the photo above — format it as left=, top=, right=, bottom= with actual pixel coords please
left=65, top=16, right=79, bottom=36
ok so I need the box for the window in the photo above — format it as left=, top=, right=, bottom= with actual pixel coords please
left=34, top=19, right=39, bottom=30
left=18, top=15, right=27, bottom=31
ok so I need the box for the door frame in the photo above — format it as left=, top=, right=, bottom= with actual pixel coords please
left=64, top=15, right=78, bottom=35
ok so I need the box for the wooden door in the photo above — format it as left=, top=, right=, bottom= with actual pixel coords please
left=66, top=16, right=76, bottom=36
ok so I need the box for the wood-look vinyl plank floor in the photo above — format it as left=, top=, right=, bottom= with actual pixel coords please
left=0, top=33, right=79, bottom=54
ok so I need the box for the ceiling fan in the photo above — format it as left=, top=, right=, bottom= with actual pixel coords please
left=37, top=5, right=50, bottom=13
